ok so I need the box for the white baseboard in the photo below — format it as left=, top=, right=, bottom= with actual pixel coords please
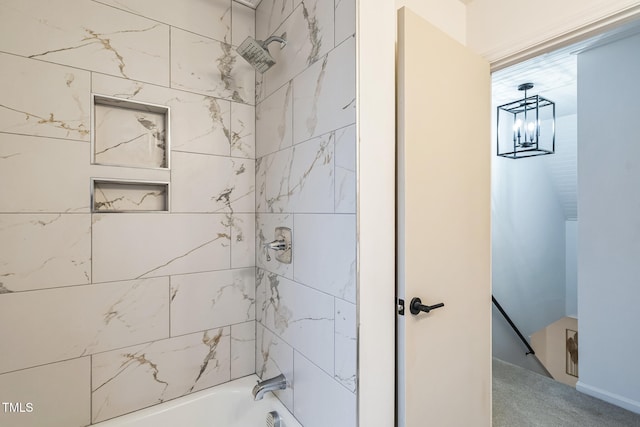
left=576, top=381, right=640, bottom=414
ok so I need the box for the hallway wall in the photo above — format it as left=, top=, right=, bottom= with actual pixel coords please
left=577, top=30, right=640, bottom=414
left=0, top=1, right=256, bottom=425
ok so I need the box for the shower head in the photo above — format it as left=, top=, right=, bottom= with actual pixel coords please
left=236, top=36, right=287, bottom=73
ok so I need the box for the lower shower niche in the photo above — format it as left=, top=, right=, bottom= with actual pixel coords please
left=92, top=179, right=169, bottom=213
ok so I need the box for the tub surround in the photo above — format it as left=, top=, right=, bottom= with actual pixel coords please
left=0, top=1, right=357, bottom=426
left=254, top=1, right=357, bottom=427
left=0, top=1, right=256, bottom=426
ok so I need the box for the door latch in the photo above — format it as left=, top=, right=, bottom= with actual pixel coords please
left=397, top=299, right=405, bottom=316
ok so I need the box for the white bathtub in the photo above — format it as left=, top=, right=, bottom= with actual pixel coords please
left=93, top=375, right=302, bottom=427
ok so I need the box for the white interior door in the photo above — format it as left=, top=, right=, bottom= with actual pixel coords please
left=396, top=7, right=492, bottom=427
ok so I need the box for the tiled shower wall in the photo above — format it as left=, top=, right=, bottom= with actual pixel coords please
left=0, top=1, right=257, bottom=426
left=254, top=1, right=357, bottom=427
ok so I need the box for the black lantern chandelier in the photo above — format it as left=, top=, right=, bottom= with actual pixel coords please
left=497, top=83, right=555, bottom=159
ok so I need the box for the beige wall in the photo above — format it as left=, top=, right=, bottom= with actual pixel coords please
left=395, top=0, right=467, bottom=44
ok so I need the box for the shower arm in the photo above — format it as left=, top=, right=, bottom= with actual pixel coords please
left=261, top=36, right=287, bottom=49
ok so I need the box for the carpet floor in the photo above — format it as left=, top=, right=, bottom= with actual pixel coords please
left=493, top=358, right=640, bottom=427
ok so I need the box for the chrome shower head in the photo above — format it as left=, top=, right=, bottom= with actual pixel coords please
left=236, top=36, right=287, bottom=73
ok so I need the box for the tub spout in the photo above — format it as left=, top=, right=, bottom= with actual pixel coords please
left=252, top=374, right=287, bottom=401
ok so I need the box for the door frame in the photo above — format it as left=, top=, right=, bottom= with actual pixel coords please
left=356, top=2, right=640, bottom=427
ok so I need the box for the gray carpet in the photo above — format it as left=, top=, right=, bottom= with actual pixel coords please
left=493, top=358, right=640, bottom=427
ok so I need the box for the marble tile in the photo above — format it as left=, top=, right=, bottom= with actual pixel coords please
left=293, top=352, right=356, bottom=427
left=293, top=214, right=356, bottom=302
left=0, top=358, right=90, bottom=427
left=256, top=82, right=293, bottom=158
left=255, top=155, right=268, bottom=212
left=93, top=102, right=167, bottom=168
left=293, top=35, right=356, bottom=144
left=256, top=214, right=294, bottom=279
left=256, top=322, right=294, bottom=411
left=172, top=152, right=255, bottom=213
left=262, top=134, right=334, bottom=213
left=230, top=102, right=255, bottom=159
left=335, top=0, right=356, bottom=45
left=334, top=298, right=356, bottom=392
left=96, top=0, right=232, bottom=43
left=334, top=124, right=356, bottom=213
left=0, top=214, right=90, bottom=293
left=92, top=214, right=231, bottom=283
left=0, top=0, right=169, bottom=86
left=260, top=273, right=334, bottom=374
left=0, top=134, right=89, bottom=213
left=256, top=0, right=293, bottom=41
left=0, top=278, right=169, bottom=374
left=232, top=1, right=256, bottom=46
left=0, top=53, right=90, bottom=141
left=231, top=321, right=256, bottom=379
left=257, top=0, right=335, bottom=102
left=92, top=328, right=231, bottom=423
left=92, top=74, right=232, bottom=157
left=170, top=268, right=255, bottom=336
left=93, top=181, right=168, bottom=212
left=230, top=213, right=256, bottom=269
left=171, top=28, right=255, bottom=105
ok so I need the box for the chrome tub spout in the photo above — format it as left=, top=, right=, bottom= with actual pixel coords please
left=252, top=374, right=287, bottom=401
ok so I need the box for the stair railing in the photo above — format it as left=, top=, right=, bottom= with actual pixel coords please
left=492, top=295, right=536, bottom=356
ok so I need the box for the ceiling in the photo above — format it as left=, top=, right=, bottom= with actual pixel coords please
left=491, top=20, right=640, bottom=222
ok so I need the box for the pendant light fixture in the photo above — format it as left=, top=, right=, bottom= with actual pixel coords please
left=497, top=83, right=555, bottom=159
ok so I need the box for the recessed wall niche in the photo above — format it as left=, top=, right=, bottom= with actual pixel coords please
left=92, top=179, right=169, bottom=212
left=92, top=95, right=170, bottom=169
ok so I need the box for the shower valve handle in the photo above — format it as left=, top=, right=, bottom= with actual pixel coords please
left=264, top=239, right=288, bottom=251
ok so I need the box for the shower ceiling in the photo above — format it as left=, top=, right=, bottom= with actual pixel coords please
left=235, top=0, right=262, bottom=9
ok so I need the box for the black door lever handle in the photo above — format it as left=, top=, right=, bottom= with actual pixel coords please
left=409, top=297, right=444, bottom=315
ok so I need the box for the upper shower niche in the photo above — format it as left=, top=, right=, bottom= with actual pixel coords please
left=92, top=95, right=170, bottom=169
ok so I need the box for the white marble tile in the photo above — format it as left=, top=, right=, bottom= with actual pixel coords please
left=260, top=274, right=334, bottom=374
left=292, top=35, right=356, bottom=144
left=334, top=124, right=356, bottom=213
left=230, top=213, right=256, bottom=269
left=0, top=278, right=169, bottom=374
left=0, top=134, right=89, bottom=213
left=96, top=0, right=231, bottom=43
left=0, top=53, right=90, bottom=141
left=335, top=0, right=356, bottom=45
left=171, top=28, right=255, bottom=105
left=256, top=82, right=293, bottom=158
left=92, top=214, right=231, bottom=283
left=170, top=268, right=255, bottom=336
left=334, top=298, right=356, bottom=392
left=262, top=134, right=334, bottom=213
left=256, top=0, right=293, bottom=41
left=94, top=103, right=167, bottom=168
left=172, top=152, right=255, bottom=213
left=231, top=321, right=256, bottom=379
left=293, top=214, right=356, bottom=302
left=0, top=214, right=90, bottom=293
left=92, top=73, right=232, bottom=157
left=0, top=358, right=90, bottom=427
left=256, top=155, right=268, bottom=212
left=258, top=0, right=335, bottom=101
left=256, top=322, right=294, bottom=410
left=92, top=328, right=231, bottom=423
left=232, top=1, right=256, bottom=46
left=93, top=181, right=167, bottom=212
left=256, top=214, right=294, bottom=279
left=293, top=352, right=356, bottom=427
left=0, top=0, right=169, bottom=86
left=230, top=102, right=255, bottom=158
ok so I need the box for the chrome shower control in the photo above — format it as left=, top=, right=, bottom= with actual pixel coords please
left=264, top=227, right=292, bottom=264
